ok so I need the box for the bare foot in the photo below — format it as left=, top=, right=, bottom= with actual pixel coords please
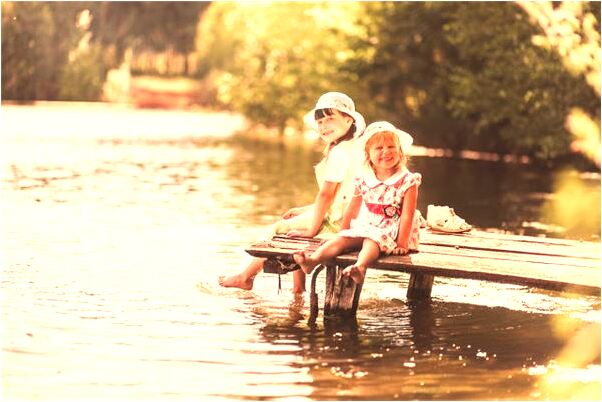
left=218, top=273, right=254, bottom=290
left=293, top=250, right=317, bottom=275
left=341, top=264, right=366, bottom=285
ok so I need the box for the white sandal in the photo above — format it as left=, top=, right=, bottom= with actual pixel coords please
left=427, top=205, right=472, bottom=233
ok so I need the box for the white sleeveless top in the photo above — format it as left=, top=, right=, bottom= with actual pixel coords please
left=314, top=139, right=363, bottom=223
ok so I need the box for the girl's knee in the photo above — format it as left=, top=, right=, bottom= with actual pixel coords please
left=363, top=238, right=380, bottom=249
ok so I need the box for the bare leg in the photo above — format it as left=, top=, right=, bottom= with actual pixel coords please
left=292, top=269, right=306, bottom=294
left=218, top=257, right=265, bottom=290
left=294, top=237, right=363, bottom=275
left=342, top=238, right=380, bottom=284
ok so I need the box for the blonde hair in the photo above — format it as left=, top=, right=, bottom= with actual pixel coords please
left=364, top=131, right=407, bottom=171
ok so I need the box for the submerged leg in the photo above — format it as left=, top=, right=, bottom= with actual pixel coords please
left=292, top=269, right=306, bottom=294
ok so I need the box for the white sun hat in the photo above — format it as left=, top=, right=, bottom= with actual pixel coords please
left=304, top=92, right=366, bottom=139
left=362, top=121, right=414, bottom=154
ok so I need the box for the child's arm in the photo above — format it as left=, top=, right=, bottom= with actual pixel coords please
left=286, top=181, right=339, bottom=237
left=392, top=185, right=418, bottom=255
left=340, top=194, right=362, bottom=230
left=282, top=204, right=313, bottom=219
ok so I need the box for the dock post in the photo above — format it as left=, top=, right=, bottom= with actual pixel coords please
left=323, top=265, right=363, bottom=319
left=407, top=272, right=434, bottom=300
left=308, top=265, right=325, bottom=325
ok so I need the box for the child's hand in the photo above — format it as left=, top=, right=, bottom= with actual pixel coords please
left=286, top=229, right=317, bottom=238
left=282, top=207, right=302, bottom=219
left=390, top=247, right=409, bottom=256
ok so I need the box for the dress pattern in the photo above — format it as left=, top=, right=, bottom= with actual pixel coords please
left=338, top=167, right=422, bottom=254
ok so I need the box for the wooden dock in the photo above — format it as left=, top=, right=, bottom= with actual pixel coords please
left=245, top=229, right=600, bottom=322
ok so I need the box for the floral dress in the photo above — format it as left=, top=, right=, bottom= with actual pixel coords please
left=338, top=166, right=422, bottom=254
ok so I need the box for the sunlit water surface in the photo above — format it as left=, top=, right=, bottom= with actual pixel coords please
left=1, top=104, right=600, bottom=401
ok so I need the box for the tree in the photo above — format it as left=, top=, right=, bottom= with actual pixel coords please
left=2, top=2, right=58, bottom=100
left=344, top=2, right=463, bottom=148
left=2, top=2, right=209, bottom=101
left=195, top=2, right=363, bottom=131
left=443, top=2, right=598, bottom=160
left=90, top=2, right=209, bottom=73
left=518, top=1, right=601, bottom=166
left=344, top=2, right=599, bottom=161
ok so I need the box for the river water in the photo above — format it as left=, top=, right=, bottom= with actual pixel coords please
left=1, top=104, right=600, bottom=401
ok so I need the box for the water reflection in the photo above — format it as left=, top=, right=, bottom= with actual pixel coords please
left=411, top=157, right=601, bottom=240
left=256, top=295, right=598, bottom=400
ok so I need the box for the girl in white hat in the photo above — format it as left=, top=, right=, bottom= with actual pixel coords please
left=219, top=92, right=366, bottom=292
left=293, top=121, right=422, bottom=285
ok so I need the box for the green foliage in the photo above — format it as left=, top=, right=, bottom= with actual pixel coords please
left=2, top=2, right=103, bottom=101
left=196, top=1, right=599, bottom=160
left=442, top=3, right=598, bottom=160
left=58, top=41, right=106, bottom=101
left=3, top=1, right=598, bottom=164
left=344, top=2, right=461, bottom=146
left=2, top=2, right=57, bottom=100
left=1, top=2, right=209, bottom=101
left=89, top=2, right=209, bottom=64
left=195, top=2, right=363, bottom=130
left=345, top=2, right=600, bottom=160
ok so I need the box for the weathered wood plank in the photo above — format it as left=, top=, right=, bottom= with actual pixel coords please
left=252, top=242, right=599, bottom=272
left=417, top=244, right=599, bottom=269
left=421, top=231, right=600, bottom=260
left=456, top=229, right=600, bottom=247
left=270, top=230, right=601, bottom=260
left=339, top=253, right=599, bottom=295
left=247, top=241, right=600, bottom=295
left=253, top=234, right=600, bottom=270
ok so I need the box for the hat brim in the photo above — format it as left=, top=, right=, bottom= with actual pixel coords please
left=359, top=127, right=414, bottom=155
left=304, top=109, right=366, bottom=139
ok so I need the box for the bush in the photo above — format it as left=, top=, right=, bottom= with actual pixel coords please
left=58, top=39, right=106, bottom=101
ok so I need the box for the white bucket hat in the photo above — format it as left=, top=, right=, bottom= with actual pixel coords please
left=362, top=121, right=414, bottom=154
left=304, top=92, right=366, bottom=140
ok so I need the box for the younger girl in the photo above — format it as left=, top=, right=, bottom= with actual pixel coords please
left=294, top=121, right=422, bottom=285
left=219, top=92, right=366, bottom=292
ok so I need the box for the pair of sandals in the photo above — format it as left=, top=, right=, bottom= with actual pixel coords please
left=424, top=204, right=472, bottom=234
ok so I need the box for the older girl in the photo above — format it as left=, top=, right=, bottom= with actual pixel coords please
left=219, top=92, right=365, bottom=292
left=294, top=121, right=422, bottom=285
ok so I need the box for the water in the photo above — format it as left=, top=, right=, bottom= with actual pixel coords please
left=1, top=104, right=600, bottom=400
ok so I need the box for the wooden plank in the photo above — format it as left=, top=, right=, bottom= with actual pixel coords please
left=246, top=230, right=600, bottom=295
left=421, top=231, right=600, bottom=260
left=257, top=241, right=598, bottom=270
left=270, top=231, right=601, bottom=260
left=270, top=230, right=600, bottom=266
left=252, top=236, right=600, bottom=270
left=246, top=247, right=600, bottom=296
left=457, top=229, right=600, bottom=247
left=336, top=252, right=600, bottom=295
left=418, top=244, right=599, bottom=269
